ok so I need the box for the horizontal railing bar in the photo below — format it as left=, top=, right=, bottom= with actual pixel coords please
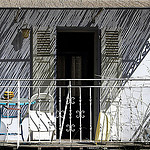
left=4, top=140, right=142, bottom=144
left=0, top=100, right=30, bottom=103
left=1, top=78, right=150, bottom=81
left=1, top=85, right=150, bottom=88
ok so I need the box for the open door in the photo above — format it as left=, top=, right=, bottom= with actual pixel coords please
left=57, top=30, right=96, bottom=139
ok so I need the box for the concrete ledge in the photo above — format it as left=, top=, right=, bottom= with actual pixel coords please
left=1, top=141, right=150, bottom=149
left=0, top=0, right=149, bottom=8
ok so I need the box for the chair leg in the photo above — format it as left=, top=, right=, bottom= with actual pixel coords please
left=20, top=123, right=24, bottom=141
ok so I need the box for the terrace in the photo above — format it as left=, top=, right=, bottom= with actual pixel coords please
left=0, top=78, right=150, bottom=149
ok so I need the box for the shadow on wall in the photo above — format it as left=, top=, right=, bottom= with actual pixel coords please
left=12, top=30, right=24, bottom=51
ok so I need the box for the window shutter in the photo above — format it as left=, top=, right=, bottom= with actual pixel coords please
left=37, top=30, right=51, bottom=57
left=101, top=29, right=122, bottom=109
left=32, top=27, right=56, bottom=113
left=105, top=31, right=119, bottom=59
left=101, top=29, right=122, bottom=79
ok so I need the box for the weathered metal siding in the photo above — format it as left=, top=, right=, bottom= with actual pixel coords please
left=0, top=9, right=150, bottom=94
left=0, top=9, right=31, bottom=98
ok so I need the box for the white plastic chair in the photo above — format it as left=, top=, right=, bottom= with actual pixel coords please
left=29, top=93, right=56, bottom=141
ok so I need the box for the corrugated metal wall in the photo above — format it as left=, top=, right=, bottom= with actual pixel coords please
left=0, top=8, right=150, bottom=97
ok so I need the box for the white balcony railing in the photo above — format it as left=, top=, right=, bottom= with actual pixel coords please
left=0, top=78, right=150, bottom=148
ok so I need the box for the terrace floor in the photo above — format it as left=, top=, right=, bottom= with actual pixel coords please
left=1, top=140, right=150, bottom=150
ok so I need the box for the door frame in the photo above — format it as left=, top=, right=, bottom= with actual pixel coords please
left=56, top=26, right=100, bottom=78
left=56, top=26, right=101, bottom=138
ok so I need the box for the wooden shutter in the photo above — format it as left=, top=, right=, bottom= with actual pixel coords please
left=101, top=29, right=122, bottom=110
left=37, top=30, right=51, bottom=57
left=32, top=27, right=56, bottom=113
left=105, top=31, right=119, bottom=59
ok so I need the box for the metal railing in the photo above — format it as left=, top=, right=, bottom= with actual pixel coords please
left=0, top=78, right=150, bottom=148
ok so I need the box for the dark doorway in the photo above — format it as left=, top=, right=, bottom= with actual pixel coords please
left=57, top=31, right=94, bottom=139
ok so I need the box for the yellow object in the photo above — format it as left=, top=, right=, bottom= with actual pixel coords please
left=4, top=91, right=14, bottom=100
left=22, top=28, right=30, bottom=38
left=95, top=112, right=110, bottom=142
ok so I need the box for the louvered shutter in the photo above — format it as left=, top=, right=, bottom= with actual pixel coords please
left=101, top=30, right=122, bottom=78
left=32, top=27, right=56, bottom=113
left=105, top=31, right=119, bottom=59
left=37, top=30, right=51, bottom=57
left=101, top=29, right=122, bottom=110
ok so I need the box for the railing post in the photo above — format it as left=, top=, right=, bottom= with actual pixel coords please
left=59, top=86, right=70, bottom=141
left=89, top=87, right=92, bottom=141
left=6, top=88, right=9, bottom=142
left=109, top=88, right=112, bottom=141
left=28, top=87, right=31, bottom=142
left=119, top=93, right=122, bottom=141
left=48, top=86, right=52, bottom=141
left=99, top=87, right=102, bottom=113
left=17, top=80, right=20, bottom=149
left=79, top=87, right=82, bottom=142
left=38, top=87, right=41, bottom=142
left=69, top=81, right=72, bottom=143
left=59, top=87, right=62, bottom=143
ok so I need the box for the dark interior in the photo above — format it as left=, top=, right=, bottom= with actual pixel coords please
left=57, top=31, right=94, bottom=139
left=57, top=32, right=94, bottom=79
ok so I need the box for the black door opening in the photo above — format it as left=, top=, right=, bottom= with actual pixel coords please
left=57, top=31, right=94, bottom=139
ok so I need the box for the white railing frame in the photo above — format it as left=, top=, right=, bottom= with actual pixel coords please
left=0, top=78, right=150, bottom=147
